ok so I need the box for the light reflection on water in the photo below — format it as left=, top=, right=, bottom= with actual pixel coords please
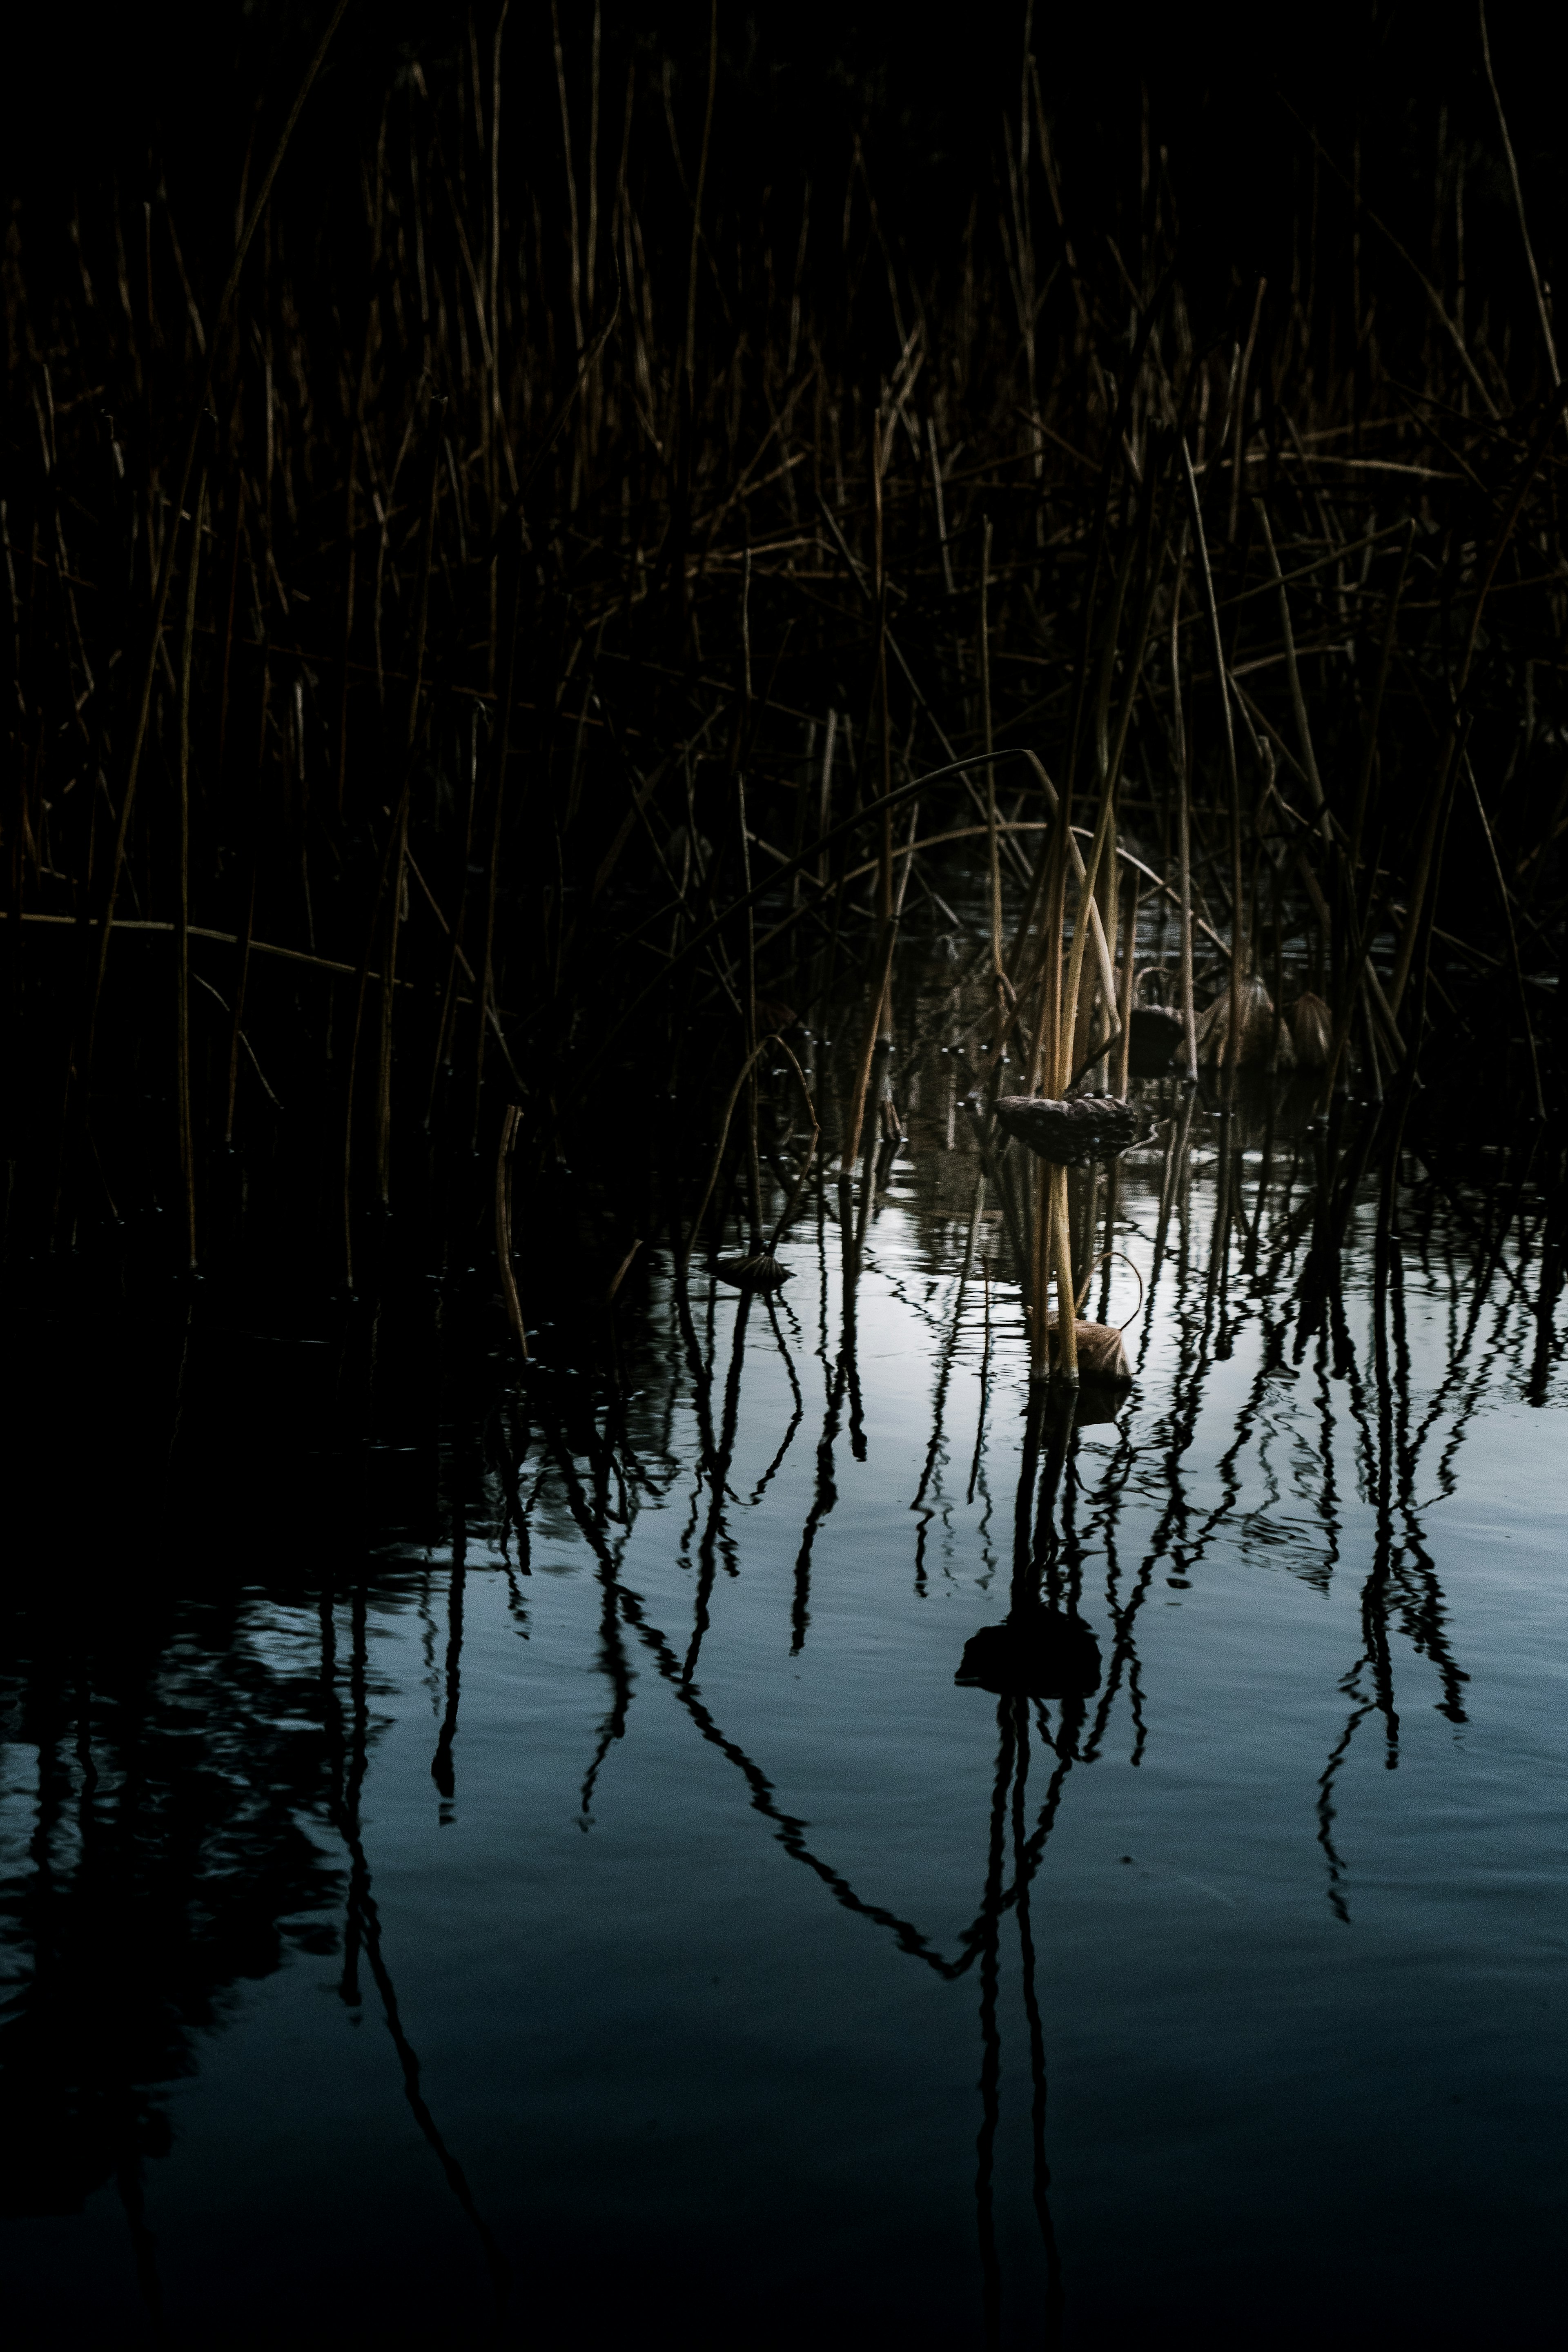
left=3, top=1101, right=1567, bottom=2348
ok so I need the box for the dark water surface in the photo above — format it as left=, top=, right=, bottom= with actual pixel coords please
left=4, top=1099, right=1566, bottom=2347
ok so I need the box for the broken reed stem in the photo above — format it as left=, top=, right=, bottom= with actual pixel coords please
left=495, top=1102, right=530, bottom=1363
left=1050, top=1163, right=1078, bottom=1382
left=1180, top=442, right=1245, bottom=1092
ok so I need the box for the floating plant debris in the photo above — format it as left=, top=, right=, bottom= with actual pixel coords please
left=955, top=1610, right=1105, bottom=1699
left=713, top=1254, right=793, bottom=1291
left=994, top=1096, right=1154, bottom=1167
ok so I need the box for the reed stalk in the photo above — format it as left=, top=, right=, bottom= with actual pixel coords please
left=1180, top=444, right=1244, bottom=1091
left=495, top=1103, right=529, bottom=1363
left=175, top=478, right=205, bottom=1272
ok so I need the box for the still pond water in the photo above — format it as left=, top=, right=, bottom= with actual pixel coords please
left=3, top=1097, right=1566, bottom=2346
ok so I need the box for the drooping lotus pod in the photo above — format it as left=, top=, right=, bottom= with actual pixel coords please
left=993, top=1093, right=1153, bottom=1166
left=1046, top=1315, right=1131, bottom=1383
left=1291, top=990, right=1334, bottom=1068
left=1193, top=972, right=1296, bottom=1069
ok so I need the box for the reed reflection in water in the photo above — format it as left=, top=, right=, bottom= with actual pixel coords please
left=3, top=1086, right=1567, bottom=2349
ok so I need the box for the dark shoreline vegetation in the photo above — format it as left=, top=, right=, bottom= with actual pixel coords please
left=3, top=0, right=1566, bottom=1322
left=4, top=12, right=1568, bottom=2339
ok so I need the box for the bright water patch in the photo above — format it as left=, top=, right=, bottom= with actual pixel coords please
left=3, top=1141, right=1566, bottom=2348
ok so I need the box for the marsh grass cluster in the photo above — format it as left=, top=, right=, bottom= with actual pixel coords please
left=2, top=1, right=1565, bottom=1343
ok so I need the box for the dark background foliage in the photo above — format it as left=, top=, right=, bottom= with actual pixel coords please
left=8, top=2, right=1560, bottom=346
